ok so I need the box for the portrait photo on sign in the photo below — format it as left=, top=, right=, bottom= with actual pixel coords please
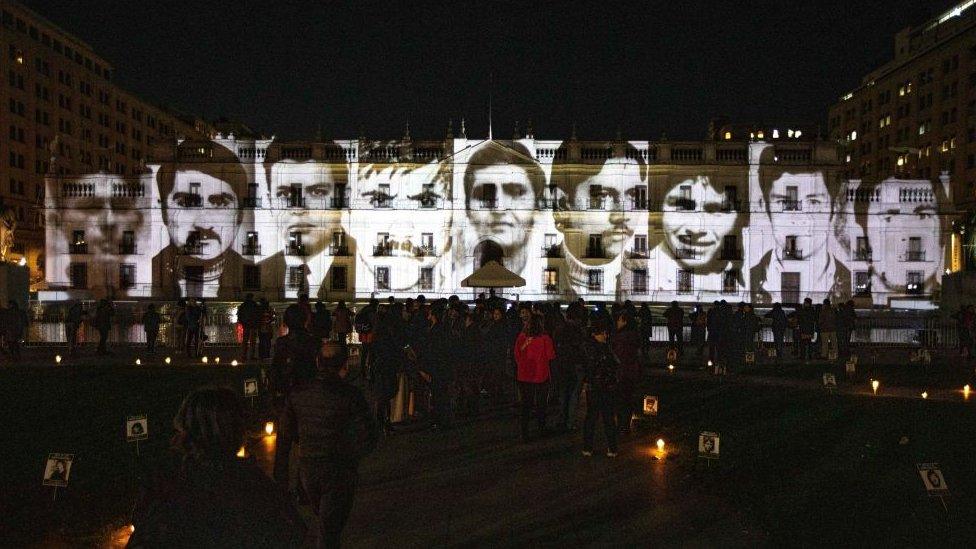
left=917, top=464, right=948, bottom=493
left=244, top=379, right=258, bottom=396
left=642, top=396, right=659, bottom=416
left=822, top=373, right=837, bottom=388
left=698, top=432, right=720, bottom=457
left=126, top=416, right=148, bottom=441
left=42, top=453, right=73, bottom=487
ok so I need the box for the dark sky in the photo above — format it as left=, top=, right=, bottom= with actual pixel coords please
left=27, top=0, right=959, bottom=140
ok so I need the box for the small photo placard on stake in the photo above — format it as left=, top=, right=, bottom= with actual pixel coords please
left=244, top=378, right=259, bottom=398
left=642, top=396, right=659, bottom=416
left=698, top=432, right=720, bottom=460
left=822, top=373, right=837, bottom=391
left=845, top=359, right=856, bottom=376
left=766, top=348, right=777, bottom=359
left=744, top=351, right=756, bottom=364
left=126, top=415, right=148, bottom=442
left=43, top=453, right=74, bottom=488
left=666, top=348, right=678, bottom=364
left=917, top=463, right=949, bottom=496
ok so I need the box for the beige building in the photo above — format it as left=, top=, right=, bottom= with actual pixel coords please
left=828, top=0, right=976, bottom=209
left=0, top=0, right=205, bottom=285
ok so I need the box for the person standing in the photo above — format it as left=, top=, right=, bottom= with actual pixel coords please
left=5, top=300, right=26, bottom=360
left=764, top=303, right=788, bottom=362
left=312, top=301, right=333, bottom=342
left=354, top=299, right=379, bottom=376
left=65, top=301, right=84, bottom=356
left=94, top=298, right=114, bottom=355
left=689, top=303, right=707, bottom=356
left=173, top=298, right=187, bottom=355
left=612, top=312, right=641, bottom=432
left=333, top=301, right=352, bottom=344
left=257, top=298, right=277, bottom=360
left=274, top=342, right=377, bottom=548
left=818, top=298, right=837, bottom=361
left=797, top=298, right=817, bottom=363
left=369, top=313, right=404, bottom=434
left=142, top=304, right=162, bottom=355
left=637, top=303, right=653, bottom=355
left=663, top=301, right=684, bottom=354
left=184, top=301, right=203, bottom=358
left=553, top=315, right=586, bottom=431
left=582, top=319, right=619, bottom=458
left=237, top=293, right=259, bottom=361
left=837, top=300, right=856, bottom=359
left=513, top=315, right=555, bottom=441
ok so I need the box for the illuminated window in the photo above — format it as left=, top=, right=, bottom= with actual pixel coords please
left=906, top=271, right=924, bottom=294
left=757, top=131, right=765, bottom=139
left=772, top=129, right=780, bottom=139
left=854, top=271, right=871, bottom=296
left=287, top=266, right=304, bottom=289
left=724, top=131, right=732, bottom=140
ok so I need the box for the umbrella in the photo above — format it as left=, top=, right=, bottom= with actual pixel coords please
left=461, top=261, right=526, bottom=288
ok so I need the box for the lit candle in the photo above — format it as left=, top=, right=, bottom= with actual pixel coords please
left=871, top=380, right=879, bottom=394
left=231, top=359, right=239, bottom=367
left=964, top=385, right=971, bottom=399
left=164, top=356, right=171, bottom=365
left=55, top=355, right=62, bottom=364
left=656, top=438, right=665, bottom=451
left=265, top=421, right=274, bottom=435
left=667, top=364, right=675, bottom=373
left=135, top=359, right=141, bottom=366
left=236, top=446, right=246, bottom=458
left=201, top=356, right=208, bottom=364
left=214, top=357, right=220, bottom=364
left=921, top=391, right=928, bottom=399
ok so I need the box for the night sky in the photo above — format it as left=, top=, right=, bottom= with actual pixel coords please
left=27, top=0, right=960, bottom=140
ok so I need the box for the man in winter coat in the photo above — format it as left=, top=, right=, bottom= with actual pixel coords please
left=764, top=303, right=788, bottom=361
left=663, top=301, right=684, bottom=353
left=818, top=298, right=838, bottom=360
left=237, top=293, right=260, bottom=361
left=582, top=319, right=620, bottom=457
left=797, top=298, right=818, bottom=362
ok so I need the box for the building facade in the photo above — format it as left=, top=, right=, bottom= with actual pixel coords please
left=43, top=135, right=959, bottom=307
left=0, top=0, right=206, bottom=284
left=828, top=0, right=976, bottom=209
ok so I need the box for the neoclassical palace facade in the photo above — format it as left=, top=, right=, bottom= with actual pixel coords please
left=43, top=134, right=960, bottom=307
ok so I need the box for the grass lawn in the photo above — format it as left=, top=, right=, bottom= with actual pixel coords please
left=1, top=348, right=975, bottom=547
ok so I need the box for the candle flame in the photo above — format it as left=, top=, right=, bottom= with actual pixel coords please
left=265, top=421, right=274, bottom=435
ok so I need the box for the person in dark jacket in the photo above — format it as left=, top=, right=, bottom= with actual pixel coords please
left=237, top=293, right=260, bottom=361
left=271, top=304, right=323, bottom=400
left=94, top=298, right=114, bottom=355
left=65, top=301, right=84, bottom=356
left=312, top=301, right=333, bottom=342
left=257, top=298, right=277, bottom=360
left=4, top=300, right=27, bottom=360
left=582, top=319, right=619, bottom=457
left=369, top=312, right=404, bottom=433
left=421, top=305, right=456, bottom=429
left=764, top=302, right=788, bottom=361
left=184, top=301, right=203, bottom=358
left=129, top=387, right=304, bottom=547
left=706, top=301, right=721, bottom=365
left=612, top=311, right=641, bottom=432
left=458, top=310, right=486, bottom=416
left=837, top=300, right=856, bottom=359
left=689, top=303, right=707, bottom=356
left=333, top=301, right=353, bottom=344
left=274, top=342, right=377, bottom=548
left=797, top=298, right=817, bottom=363
left=663, top=301, right=684, bottom=353
left=142, top=304, right=162, bottom=355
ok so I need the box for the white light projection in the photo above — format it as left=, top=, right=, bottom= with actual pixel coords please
left=43, top=138, right=954, bottom=305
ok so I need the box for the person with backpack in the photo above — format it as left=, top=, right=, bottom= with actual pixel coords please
left=582, top=318, right=619, bottom=458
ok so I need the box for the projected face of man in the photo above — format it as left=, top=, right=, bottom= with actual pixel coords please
left=661, top=176, right=739, bottom=269
left=60, top=174, right=145, bottom=265
left=466, top=155, right=538, bottom=273
left=865, top=188, right=941, bottom=291
left=165, top=171, right=239, bottom=261
left=272, top=162, right=343, bottom=258
left=766, top=172, right=831, bottom=261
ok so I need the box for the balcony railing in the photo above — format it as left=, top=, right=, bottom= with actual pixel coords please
left=415, top=245, right=438, bottom=257
left=242, top=243, right=262, bottom=256
left=286, top=244, right=307, bottom=256
left=588, top=197, right=605, bottom=210
left=675, top=198, right=696, bottom=211
left=181, top=243, right=204, bottom=255
left=854, top=248, right=872, bottom=261
left=242, top=196, right=261, bottom=208
left=721, top=199, right=740, bottom=212
left=373, top=197, right=392, bottom=208
left=542, top=245, right=564, bottom=258
left=905, top=250, right=926, bottom=262
left=328, top=244, right=349, bottom=256
left=629, top=200, right=648, bottom=211
left=627, top=249, right=649, bottom=259
left=479, top=198, right=497, bottom=209
left=782, top=199, right=801, bottom=211
left=418, top=194, right=440, bottom=209
left=783, top=248, right=804, bottom=260
left=373, top=244, right=392, bottom=256
left=119, top=244, right=137, bottom=255
left=906, top=282, right=924, bottom=294
left=287, top=197, right=305, bottom=208
left=184, top=194, right=203, bottom=208
left=544, top=284, right=559, bottom=294
left=719, top=248, right=741, bottom=261
left=538, top=198, right=557, bottom=209
left=675, top=247, right=699, bottom=260
left=330, top=196, right=349, bottom=209
left=585, top=247, right=606, bottom=259
left=631, top=284, right=648, bottom=295
left=854, top=284, right=871, bottom=297
left=69, top=243, right=89, bottom=254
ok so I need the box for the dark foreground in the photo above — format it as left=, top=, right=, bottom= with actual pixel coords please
left=1, top=348, right=975, bottom=547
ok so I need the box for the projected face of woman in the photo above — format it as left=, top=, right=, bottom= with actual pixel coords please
left=661, top=176, right=738, bottom=269
left=766, top=172, right=832, bottom=260
left=866, top=191, right=941, bottom=291
left=165, top=171, right=239, bottom=261
left=466, top=163, right=536, bottom=271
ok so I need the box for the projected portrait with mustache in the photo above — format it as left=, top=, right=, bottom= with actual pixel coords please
left=154, top=140, right=248, bottom=298
left=461, top=142, right=545, bottom=276
left=552, top=144, right=648, bottom=296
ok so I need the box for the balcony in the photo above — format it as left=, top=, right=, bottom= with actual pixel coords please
left=538, top=198, right=557, bottom=209
left=373, top=244, right=392, bottom=257
left=627, top=249, right=649, bottom=259
left=782, top=199, right=802, bottom=211
left=330, top=196, right=348, bottom=209
left=479, top=198, right=497, bottom=209
left=854, top=248, right=872, bottom=261
left=119, top=244, right=137, bottom=255
left=719, top=248, right=741, bottom=261
left=783, top=248, right=804, bottom=260
left=328, top=244, right=350, bottom=256
left=542, top=245, right=564, bottom=258
left=286, top=244, right=307, bottom=256
left=287, top=197, right=305, bottom=208
left=854, top=284, right=872, bottom=297
left=675, top=247, right=699, bottom=260
left=373, top=197, right=392, bottom=209
left=721, top=199, right=740, bottom=212
left=544, top=284, right=559, bottom=294
left=631, top=284, right=648, bottom=295
left=675, top=198, right=696, bottom=211
left=418, top=194, right=440, bottom=209
left=588, top=197, right=606, bottom=210
left=906, top=282, right=924, bottom=294
left=629, top=200, right=648, bottom=211
left=415, top=245, right=438, bottom=257
left=69, top=243, right=89, bottom=254
left=242, top=243, right=262, bottom=256
left=904, top=250, right=926, bottom=262
left=181, top=243, right=204, bottom=256
left=585, top=247, right=606, bottom=259
left=242, top=196, right=261, bottom=208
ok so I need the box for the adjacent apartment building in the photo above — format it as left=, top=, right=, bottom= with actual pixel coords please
left=0, top=0, right=206, bottom=285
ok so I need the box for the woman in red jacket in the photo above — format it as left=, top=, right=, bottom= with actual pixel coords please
left=514, top=314, right=555, bottom=441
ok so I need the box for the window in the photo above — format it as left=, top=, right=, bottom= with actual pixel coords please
left=784, top=235, right=801, bottom=260
left=419, top=267, right=434, bottom=291
left=331, top=266, right=348, bottom=290
left=677, top=269, right=694, bottom=294
left=69, top=263, right=87, bottom=289
left=632, top=269, right=648, bottom=294
left=721, top=235, right=738, bottom=260
left=587, top=234, right=604, bottom=258
left=633, top=234, right=648, bottom=257
left=543, top=268, right=559, bottom=293
left=70, top=230, right=87, bottom=253
left=288, top=183, right=303, bottom=207
left=589, top=184, right=604, bottom=209
left=242, top=265, right=261, bottom=290
left=376, top=184, right=391, bottom=207
left=375, top=266, right=390, bottom=291
left=722, top=186, right=738, bottom=211
left=907, top=237, right=924, bottom=261
left=480, top=184, right=497, bottom=208
left=855, top=236, right=871, bottom=260
left=375, top=233, right=390, bottom=256
left=784, top=186, right=800, bottom=210
left=678, top=185, right=693, bottom=210
left=906, top=271, right=924, bottom=294
left=631, top=185, right=648, bottom=210
left=419, top=233, right=434, bottom=255
left=287, top=266, right=305, bottom=289
left=120, top=231, right=135, bottom=254
left=331, top=231, right=347, bottom=255
left=587, top=269, right=603, bottom=293
left=722, top=270, right=737, bottom=294
left=243, top=231, right=260, bottom=255
left=119, top=264, right=136, bottom=289
left=854, top=271, right=871, bottom=296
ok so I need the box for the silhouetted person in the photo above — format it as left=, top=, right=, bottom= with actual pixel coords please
left=65, top=301, right=84, bottom=356
left=237, top=293, right=259, bottom=361
left=5, top=300, right=26, bottom=360
left=764, top=303, right=788, bottom=361
left=142, top=303, right=161, bottom=355
left=664, top=301, right=684, bottom=353
left=94, top=298, right=113, bottom=355
left=582, top=319, right=619, bottom=457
